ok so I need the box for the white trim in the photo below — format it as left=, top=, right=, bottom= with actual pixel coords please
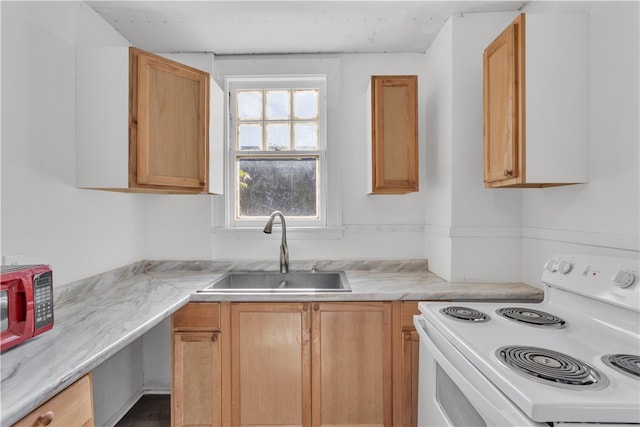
left=522, top=226, right=639, bottom=252
left=424, top=224, right=639, bottom=252
left=424, top=225, right=522, bottom=238
left=212, top=226, right=344, bottom=240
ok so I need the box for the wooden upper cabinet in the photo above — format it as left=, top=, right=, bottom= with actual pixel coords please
left=130, top=48, right=208, bottom=191
left=483, top=16, right=522, bottom=186
left=483, top=13, right=589, bottom=188
left=76, top=47, right=222, bottom=194
left=367, top=76, right=419, bottom=194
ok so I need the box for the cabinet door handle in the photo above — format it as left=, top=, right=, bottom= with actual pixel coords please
left=503, top=169, right=513, bottom=176
left=38, top=411, right=54, bottom=426
left=313, top=304, right=319, bottom=312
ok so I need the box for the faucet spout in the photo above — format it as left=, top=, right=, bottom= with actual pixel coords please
left=263, top=211, right=289, bottom=274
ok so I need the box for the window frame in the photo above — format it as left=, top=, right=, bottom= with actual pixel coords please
left=226, top=76, right=328, bottom=228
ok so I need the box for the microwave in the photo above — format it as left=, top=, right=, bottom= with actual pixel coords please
left=1, top=265, right=54, bottom=352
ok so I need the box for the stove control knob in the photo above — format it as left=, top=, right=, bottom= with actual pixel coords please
left=556, top=260, right=573, bottom=274
left=544, top=259, right=558, bottom=272
left=612, top=270, right=636, bottom=288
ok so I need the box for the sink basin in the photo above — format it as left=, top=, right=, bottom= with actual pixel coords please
left=197, top=271, right=351, bottom=293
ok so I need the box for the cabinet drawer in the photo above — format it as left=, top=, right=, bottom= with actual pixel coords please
left=401, top=302, right=420, bottom=329
left=14, top=374, right=93, bottom=427
left=173, top=303, right=221, bottom=331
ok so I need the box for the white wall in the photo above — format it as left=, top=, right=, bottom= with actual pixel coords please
left=0, top=2, right=144, bottom=286
left=424, top=12, right=523, bottom=282
left=142, top=53, right=430, bottom=262
left=1, top=3, right=147, bottom=426
left=519, top=1, right=640, bottom=286
left=423, top=19, right=454, bottom=280
left=423, top=3, right=639, bottom=284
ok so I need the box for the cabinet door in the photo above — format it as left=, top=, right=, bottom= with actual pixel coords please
left=483, top=14, right=525, bottom=187
left=130, top=47, right=209, bottom=191
left=311, top=302, right=392, bottom=427
left=369, top=76, right=419, bottom=194
left=173, top=332, right=222, bottom=427
left=402, top=330, right=420, bottom=427
left=231, top=303, right=311, bottom=427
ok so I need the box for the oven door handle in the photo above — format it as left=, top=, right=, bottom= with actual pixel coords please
left=414, top=316, right=546, bottom=427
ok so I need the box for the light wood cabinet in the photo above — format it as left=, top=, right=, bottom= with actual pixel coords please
left=367, top=76, right=419, bottom=194
left=172, top=303, right=225, bottom=427
left=483, top=13, right=588, bottom=188
left=172, top=301, right=402, bottom=427
left=392, top=301, right=420, bottom=427
left=13, top=374, right=94, bottom=427
left=312, top=302, right=392, bottom=427
left=129, top=48, right=209, bottom=191
left=230, top=303, right=311, bottom=427
left=77, top=47, right=223, bottom=194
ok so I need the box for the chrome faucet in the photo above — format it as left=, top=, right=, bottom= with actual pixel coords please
left=263, top=211, right=289, bottom=274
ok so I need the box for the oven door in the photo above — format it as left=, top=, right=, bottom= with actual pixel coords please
left=414, top=316, right=547, bottom=427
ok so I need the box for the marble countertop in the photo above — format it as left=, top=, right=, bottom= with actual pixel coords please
left=0, top=260, right=542, bottom=426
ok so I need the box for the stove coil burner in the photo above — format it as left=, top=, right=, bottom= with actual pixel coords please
left=497, top=346, right=607, bottom=389
left=602, top=354, right=640, bottom=379
left=440, top=306, right=489, bottom=322
left=496, top=307, right=566, bottom=328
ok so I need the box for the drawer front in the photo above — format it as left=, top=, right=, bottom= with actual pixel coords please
left=173, top=303, right=221, bottom=331
left=14, top=374, right=93, bottom=427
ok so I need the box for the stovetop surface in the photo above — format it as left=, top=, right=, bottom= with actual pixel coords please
left=418, top=254, right=640, bottom=423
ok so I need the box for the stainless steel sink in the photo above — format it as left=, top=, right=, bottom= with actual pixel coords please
left=197, top=271, right=351, bottom=293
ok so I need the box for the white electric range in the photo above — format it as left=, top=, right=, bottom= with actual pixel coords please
left=414, top=254, right=640, bottom=426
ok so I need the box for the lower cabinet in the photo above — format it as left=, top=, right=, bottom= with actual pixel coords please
left=172, top=303, right=225, bottom=427
left=172, top=301, right=416, bottom=427
left=14, top=374, right=94, bottom=427
left=231, top=303, right=311, bottom=427
left=173, top=332, right=222, bottom=427
left=311, top=302, right=392, bottom=427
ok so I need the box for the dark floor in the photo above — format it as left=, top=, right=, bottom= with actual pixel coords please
left=115, top=394, right=171, bottom=427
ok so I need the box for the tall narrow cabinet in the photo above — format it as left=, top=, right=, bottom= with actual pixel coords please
left=367, top=75, right=419, bottom=194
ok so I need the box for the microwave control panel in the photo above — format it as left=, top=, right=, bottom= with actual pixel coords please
left=34, top=271, right=54, bottom=330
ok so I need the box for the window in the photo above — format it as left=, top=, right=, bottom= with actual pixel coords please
left=228, top=77, right=327, bottom=227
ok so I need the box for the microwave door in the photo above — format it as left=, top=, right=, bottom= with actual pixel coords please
left=1, top=290, right=8, bottom=332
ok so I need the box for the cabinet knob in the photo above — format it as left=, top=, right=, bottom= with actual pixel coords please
left=212, top=333, right=219, bottom=342
left=503, top=169, right=513, bottom=176
left=38, top=411, right=54, bottom=426
left=303, top=304, right=309, bottom=311
left=313, top=304, right=319, bottom=312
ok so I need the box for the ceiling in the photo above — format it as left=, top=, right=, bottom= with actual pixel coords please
left=86, top=1, right=528, bottom=55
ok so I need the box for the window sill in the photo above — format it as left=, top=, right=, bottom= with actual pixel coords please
left=211, top=226, right=344, bottom=240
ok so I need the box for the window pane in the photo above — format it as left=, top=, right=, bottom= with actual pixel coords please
left=294, top=123, right=318, bottom=149
left=238, top=124, right=263, bottom=150
left=237, top=158, right=318, bottom=217
left=266, top=90, right=290, bottom=120
left=237, top=91, right=262, bottom=120
left=293, top=90, right=319, bottom=119
left=266, top=123, right=290, bottom=151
